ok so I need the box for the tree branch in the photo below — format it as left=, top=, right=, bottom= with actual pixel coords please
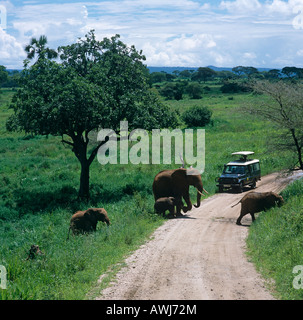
left=61, top=137, right=74, bottom=147
left=88, top=136, right=110, bottom=166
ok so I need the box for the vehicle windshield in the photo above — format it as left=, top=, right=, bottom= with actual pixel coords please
left=223, top=165, right=246, bottom=174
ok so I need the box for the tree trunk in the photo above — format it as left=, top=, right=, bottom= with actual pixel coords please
left=79, top=159, right=90, bottom=200
left=66, top=133, right=108, bottom=200
left=71, top=135, right=91, bottom=200
left=290, top=128, right=303, bottom=170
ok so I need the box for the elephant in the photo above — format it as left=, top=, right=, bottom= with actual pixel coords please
left=231, top=191, right=284, bottom=225
left=67, top=208, right=110, bottom=238
left=152, top=168, right=208, bottom=215
left=154, top=196, right=183, bottom=217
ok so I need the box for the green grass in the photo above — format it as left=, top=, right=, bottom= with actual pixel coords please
left=247, top=177, right=303, bottom=300
left=0, top=86, right=297, bottom=299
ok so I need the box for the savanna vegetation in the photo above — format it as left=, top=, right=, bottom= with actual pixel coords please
left=0, top=31, right=303, bottom=299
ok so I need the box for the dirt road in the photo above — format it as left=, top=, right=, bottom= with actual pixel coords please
left=97, top=171, right=302, bottom=300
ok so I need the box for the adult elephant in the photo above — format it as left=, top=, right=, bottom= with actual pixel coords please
left=152, top=168, right=207, bottom=215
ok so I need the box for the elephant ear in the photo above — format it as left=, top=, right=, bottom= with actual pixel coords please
left=84, top=209, right=98, bottom=223
left=171, top=169, right=189, bottom=192
left=171, top=168, right=187, bottom=180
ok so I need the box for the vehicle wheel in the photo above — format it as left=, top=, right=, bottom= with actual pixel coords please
left=251, top=179, right=256, bottom=189
left=219, top=186, right=223, bottom=193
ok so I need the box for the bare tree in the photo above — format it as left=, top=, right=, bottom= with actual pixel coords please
left=248, top=80, right=303, bottom=170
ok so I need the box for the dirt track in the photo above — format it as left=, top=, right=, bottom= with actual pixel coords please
left=97, top=171, right=302, bottom=300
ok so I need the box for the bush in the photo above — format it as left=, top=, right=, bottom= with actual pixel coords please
left=182, top=105, right=212, bottom=127
left=220, top=81, right=251, bottom=93
left=186, top=83, right=203, bottom=99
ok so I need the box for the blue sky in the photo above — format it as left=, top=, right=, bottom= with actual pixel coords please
left=0, top=0, right=303, bottom=69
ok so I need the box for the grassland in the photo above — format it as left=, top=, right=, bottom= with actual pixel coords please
left=247, top=178, right=303, bottom=300
left=0, top=84, right=299, bottom=300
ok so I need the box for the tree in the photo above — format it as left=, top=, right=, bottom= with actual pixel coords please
left=281, top=66, right=303, bottom=79
left=264, top=69, right=281, bottom=80
left=0, top=65, right=8, bottom=87
left=248, top=80, right=303, bottom=170
left=7, top=31, right=177, bottom=199
left=191, top=67, right=216, bottom=83
left=232, top=66, right=258, bottom=78
left=186, top=82, right=203, bottom=99
left=150, top=72, right=167, bottom=83
left=182, top=105, right=212, bottom=127
left=160, top=82, right=184, bottom=100
left=24, top=35, right=58, bottom=65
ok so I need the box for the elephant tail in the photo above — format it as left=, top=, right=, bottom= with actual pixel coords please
left=231, top=200, right=241, bottom=208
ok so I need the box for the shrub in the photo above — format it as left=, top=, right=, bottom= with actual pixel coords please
left=182, top=105, right=212, bottom=127
left=186, top=82, right=203, bottom=99
left=220, top=81, right=251, bottom=93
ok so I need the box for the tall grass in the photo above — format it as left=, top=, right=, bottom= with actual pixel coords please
left=247, top=178, right=303, bottom=300
left=0, top=87, right=295, bottom=299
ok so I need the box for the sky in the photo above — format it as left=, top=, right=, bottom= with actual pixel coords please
left=0, top=0, right=303, bottom=69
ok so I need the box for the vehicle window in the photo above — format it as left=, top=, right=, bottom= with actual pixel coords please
left=253, top=163, right=260, bottom=171
left=224, top=165, right=245, bottom=174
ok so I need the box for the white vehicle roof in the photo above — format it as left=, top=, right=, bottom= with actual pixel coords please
left=227, top=159, right=259, bottom=166
left=232, top=151, right=254, bottom=156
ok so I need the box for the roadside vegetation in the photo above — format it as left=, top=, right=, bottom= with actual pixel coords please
left=0, top=32, right=302, bottom=299
left=247, top=178, right=303, bottom=299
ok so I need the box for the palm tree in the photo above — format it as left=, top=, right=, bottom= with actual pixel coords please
left=25, top=35, right=58, bottom=62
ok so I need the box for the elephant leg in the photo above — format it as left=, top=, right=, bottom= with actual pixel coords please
left=250, top=212, right=256, bottom=222
left=236, top=209, right=247, bottom=225
left=169, top=206, right=176, bottom=217
left=175, top=202, right=183, bottom=216
left=182, top=192, right=192, bottom=213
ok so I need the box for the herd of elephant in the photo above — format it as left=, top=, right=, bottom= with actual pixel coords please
left=68, top=168, right=284, bottom=237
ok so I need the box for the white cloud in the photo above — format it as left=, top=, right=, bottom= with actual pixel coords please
left=139, top=34, right=218, bottom=67
left=1, top=0, right=303, bottom=68
left=0, top=28, right=25, bottom=68
left=12, top=3, right=88, bottom=43
left=220, top=0, right=262, bottom=13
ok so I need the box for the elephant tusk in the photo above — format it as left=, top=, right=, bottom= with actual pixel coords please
left=196, top=188, right=206, bottom=196
left=203, top=188, right=209, bottom=194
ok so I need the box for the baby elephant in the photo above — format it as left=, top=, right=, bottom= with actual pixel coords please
left=154, top=197, right=183, bottom=217
left=232, top=191, right=284, bottom=225
left=68, top=208, right=110, bottom=239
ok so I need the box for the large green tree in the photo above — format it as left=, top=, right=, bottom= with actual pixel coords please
left=249, top=80, right=303, bottom=170
left=191, top=67, right=216, bottom=83
left=7, top=30, right=177, bottom=199
left=0, top=65, right=8, bottom=87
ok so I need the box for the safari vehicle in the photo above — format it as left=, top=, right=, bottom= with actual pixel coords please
left=216, top=151, right=261, bottom=193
